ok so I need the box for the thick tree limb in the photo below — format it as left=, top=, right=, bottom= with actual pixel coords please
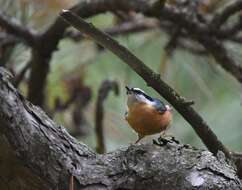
left=0, top=68, right=241, bottom=189
left=60, top=10, right=230, bottom=159
left=27, top=49, right=50, bottom=107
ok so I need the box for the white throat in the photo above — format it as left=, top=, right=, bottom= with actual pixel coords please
left=127, top=93, right=154, bottom=108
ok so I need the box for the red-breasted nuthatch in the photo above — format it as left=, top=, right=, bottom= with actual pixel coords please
left=125, top=86, right=172, bottom=143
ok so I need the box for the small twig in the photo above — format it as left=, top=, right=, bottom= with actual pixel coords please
left=164, top=26, right=182, bottom=57
left=181, top=100, right=195, bottom=106
left=53, top=96, right=77, bottom=113
left=211, top=0, right=242, bottom=28
left=230, top=35, right=242, bottom=43
left=217, top=18, right=242, bottom=39
left=60, top=10, right=231, bottom=158
left=112, top=10, right=133, bottom=22
left=150, top=3, right=242, bottom=84
left=176, top=39, right=207, bottom=55
left=0, top=11, right=37, bottom=47
left=95, top=80, right=119, bottom=154
left=51, top=84, right=91, bottom=137
left=0, top=32, right=18, bottom=47
left=160, top=27, right=181, bottom=76
left=199, top=37, right=242, bottom=83
left=13, top=62, right=31, bottom=87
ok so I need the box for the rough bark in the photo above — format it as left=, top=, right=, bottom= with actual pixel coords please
left=0, top=67, right=241, bottom=190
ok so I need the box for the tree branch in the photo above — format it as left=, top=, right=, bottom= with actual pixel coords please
left=95, top=80, right=119, bottom=154
left=0, top=68, right=241, bottom=189
left=148, top=2, right=242, bottom=84
left=211, top=0, right=242, bottom=28
left=0, top=11, right=37, bottom=47
left=0, top=32, right=18, bottom=47
left=60, top=10, right=231, bottom=158
left=65, top=19, right=160, bottom=41
left=42, top=0, right=155, bottom=53
left=199, top=37, right=242, bottom=83
left=13, top=61, right=31, bottom=87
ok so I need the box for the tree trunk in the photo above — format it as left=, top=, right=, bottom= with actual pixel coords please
left=0, top=67, right=241, bottom=190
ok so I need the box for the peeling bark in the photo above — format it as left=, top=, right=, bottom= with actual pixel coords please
left=0, top=67, right=241, bottom=190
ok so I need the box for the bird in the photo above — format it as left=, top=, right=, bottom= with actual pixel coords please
left=125, top=86, right=172, bottom=143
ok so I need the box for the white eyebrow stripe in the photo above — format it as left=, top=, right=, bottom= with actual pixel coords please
left=132, top=88, right=146, bottom=93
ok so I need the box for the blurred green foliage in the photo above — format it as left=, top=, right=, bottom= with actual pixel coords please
left=2, top=0, right=242, bottom=152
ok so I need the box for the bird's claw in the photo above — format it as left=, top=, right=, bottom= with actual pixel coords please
left=153, top=136, right=180, bottom=146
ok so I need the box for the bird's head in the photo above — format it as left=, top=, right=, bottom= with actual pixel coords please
left=125, top=86, right=172, bottom=112
left=126, top=86, right=155, bottom=107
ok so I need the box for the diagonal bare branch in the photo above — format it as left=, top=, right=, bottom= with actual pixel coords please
left=211, top=0, right=242, bottom=28
left=199, top=37, right=242, bottom=83
left=0, top=11, right=37, bottom=47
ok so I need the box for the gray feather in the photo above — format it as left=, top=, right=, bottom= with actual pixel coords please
left=153, top=98, right=167, bottom=114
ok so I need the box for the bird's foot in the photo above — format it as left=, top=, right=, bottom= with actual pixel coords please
left=153, top=135, right=180, bottom=146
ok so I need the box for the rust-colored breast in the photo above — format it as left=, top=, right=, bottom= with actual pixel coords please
left=126, top=103, right=172, bottom=136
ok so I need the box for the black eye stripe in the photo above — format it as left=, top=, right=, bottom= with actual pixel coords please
left=143, top=94, right=153, bottom=101
left=133, top=89, right=142, bottom=94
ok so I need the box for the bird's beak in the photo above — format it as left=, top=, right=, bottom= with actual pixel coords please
left=125, top=86, right=131, bottom=94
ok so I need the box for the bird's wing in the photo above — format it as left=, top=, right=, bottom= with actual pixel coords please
left=153, top=99, right=167, bottom=114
